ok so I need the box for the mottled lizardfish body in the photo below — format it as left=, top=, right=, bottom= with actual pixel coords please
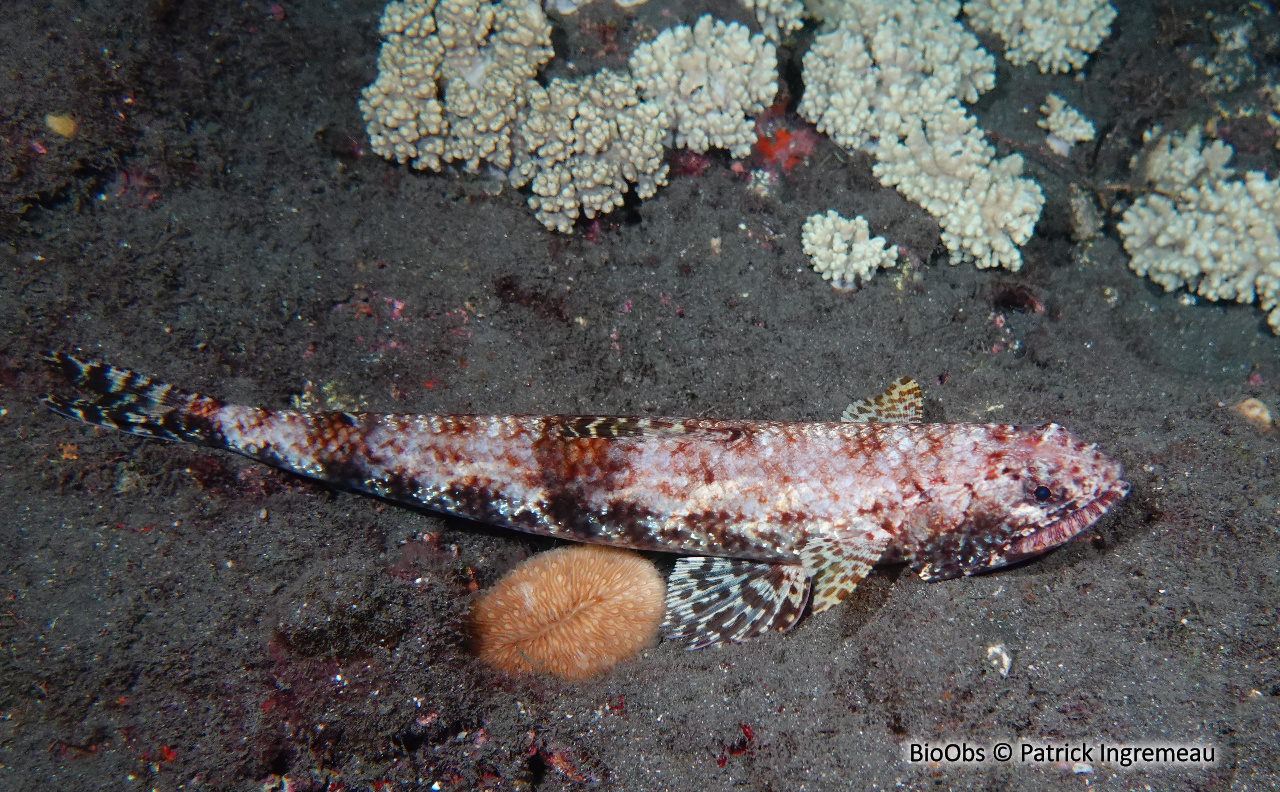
left=41, top=353, right=1129, bottom=649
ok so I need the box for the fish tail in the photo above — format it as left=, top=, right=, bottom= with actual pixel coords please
left=40, top=352, right=225, bottom=445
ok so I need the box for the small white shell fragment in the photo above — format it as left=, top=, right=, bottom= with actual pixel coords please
left=986, top=644, right=1012, bottom=677
left=1233, top=398, right=1274, bottom=433
left=1046, top=133, right=1073, bottom=157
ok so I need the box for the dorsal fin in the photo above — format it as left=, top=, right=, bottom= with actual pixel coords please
left=550, top=416, right=749, bottom=444
left=841, top=377, right=922, bottom=424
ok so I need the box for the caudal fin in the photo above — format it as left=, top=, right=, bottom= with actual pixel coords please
left=40, top=352, right=223, bottom=444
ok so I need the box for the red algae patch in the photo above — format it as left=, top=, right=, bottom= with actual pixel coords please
left=751, top=105, right=819, bottom=173
left=467, top=545, right=665, bottom=680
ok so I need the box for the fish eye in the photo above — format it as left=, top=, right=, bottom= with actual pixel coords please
left=1033, top=485, right=1052, bottom=502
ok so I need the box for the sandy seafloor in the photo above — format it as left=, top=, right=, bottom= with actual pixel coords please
left=1, top=0, right=1278, bottom=789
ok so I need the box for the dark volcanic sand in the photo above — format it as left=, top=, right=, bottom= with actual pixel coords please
left=1, top=0, right=1276, bottom=790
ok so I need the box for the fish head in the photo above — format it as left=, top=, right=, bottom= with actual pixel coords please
left=911, top=423, right=1129, bottom=580
left=995, top=423, right=1129, bottom=561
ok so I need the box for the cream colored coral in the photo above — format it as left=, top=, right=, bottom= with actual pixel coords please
left=801, top=210, right=898, bottom=289
left=1132, top=127, right=1233, bottom=194
left=739, top=0, right=804, bottom=42
left=1038, top=94, right=1094, bottom=155
left=799, top=0, right=1042, bottom=271
left=359, top=0, right=553, bottom=173
left=964, top=0, right=1116, bottom=74
left=629, top=15, right=777, bottom=158
left=799, top=0, right=994, bottom=150
left=544, top=0, right=648, bottom=13
left=1191, top=11, right=1259, bottom=93
left=1117, top=129, right=1280, bottom=331
left=362, top=0, right=676, bottom=234
left=510, top=70, right=669, bottom=233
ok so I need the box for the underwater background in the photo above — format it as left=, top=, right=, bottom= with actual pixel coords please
left=1, top=0, right=1276, bottom=789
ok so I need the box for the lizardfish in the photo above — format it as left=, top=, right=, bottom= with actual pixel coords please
left=40, top=353, right=1128, bottom=648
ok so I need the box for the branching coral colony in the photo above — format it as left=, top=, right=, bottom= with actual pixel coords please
left=1118, top=128, right=1280, bottom=332
left=359, top=0, right=774, bottom=233
left=800, top=0, right=1040, bottom=272
left=359, top=0, right=1123, bottom=272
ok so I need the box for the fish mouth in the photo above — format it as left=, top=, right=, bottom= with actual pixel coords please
left=1004, top=478, right=1130, bottom=563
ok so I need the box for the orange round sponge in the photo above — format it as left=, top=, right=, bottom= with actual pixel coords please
left=467, top=545, right=665, bottom=680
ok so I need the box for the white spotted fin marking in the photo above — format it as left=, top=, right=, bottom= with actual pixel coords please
left=662, top=378, right=921, bottom=648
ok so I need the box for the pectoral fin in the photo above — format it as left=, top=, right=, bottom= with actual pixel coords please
left=663, top=557, right=810, bottom=650
left=799, top=528, right=893, bottom=614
